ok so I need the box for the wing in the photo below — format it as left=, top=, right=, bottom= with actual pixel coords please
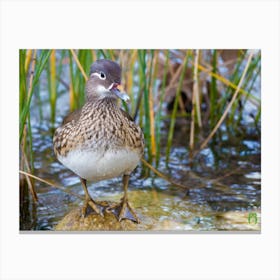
left=119, top=108, right=134, bottom=122
left=62, top=108, right=82, bottom=125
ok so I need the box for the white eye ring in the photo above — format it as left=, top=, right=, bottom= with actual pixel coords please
left=91, top=72, right=106, bottom=80
left=100, top=71, right=106, bottom=79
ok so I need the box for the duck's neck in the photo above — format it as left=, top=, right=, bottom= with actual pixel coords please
left=87, top=95, right=117, bottom=103
left=87, top=96, right=119, bottom=109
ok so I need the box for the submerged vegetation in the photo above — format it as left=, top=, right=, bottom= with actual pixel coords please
left=19, top=49, right=261, bottom=230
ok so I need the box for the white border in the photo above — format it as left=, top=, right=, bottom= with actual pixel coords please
left=1, top=1, right=279, bottom=279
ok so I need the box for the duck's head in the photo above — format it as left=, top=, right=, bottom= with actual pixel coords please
left=86, top=59, right=130, bottom=102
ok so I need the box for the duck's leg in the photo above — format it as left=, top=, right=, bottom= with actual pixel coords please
left=80, top=178, right=104, bottom=218
left=107, top=174, right=140, bottom=223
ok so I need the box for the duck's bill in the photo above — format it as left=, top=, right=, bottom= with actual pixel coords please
left=114, top=89, right=130, bottom=103
left=110, top=87, right=130, bottom=103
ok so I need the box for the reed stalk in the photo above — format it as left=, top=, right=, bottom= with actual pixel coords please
left=255, top=108, right=261, bottom=126
left=91, top=50, right=97, bottom=62
left=166, top=51, right=190, bottom=162
left=210, top=49, right=218, bottom=127
left=155, top=50, right=169, bottom=167
left=151, top=52, right=159, bottom=158
left=126, top=49, right=137, bottom=115
left=19, top=50, right=27, bottom=113
left=190, top=49, right=202, bottom=151
left=194, top=50, right=202, bottom=128
left=22, top=147, right=38, bottom=201
left=190, top=71, right=196, bottom=149
left=24, top=49, right=33, bottom=73
left=147, top=50, right=156, bottom=158
left=68, top=52, right=76, bottom=111
left=70, top=49, right=88, bottom=81
left=49, top=50, right=56, bottom=124
left=19, top=170, right=83, bottom=200
left=138, top=50, right=152, bottom=162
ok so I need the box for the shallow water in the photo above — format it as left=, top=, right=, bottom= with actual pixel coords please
left=20, top=119, right=261, bottom=231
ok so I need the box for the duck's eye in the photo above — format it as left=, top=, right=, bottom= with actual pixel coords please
left=100, top=71, right=106, bottom=80
left=90, top=72, right=106, bottom=80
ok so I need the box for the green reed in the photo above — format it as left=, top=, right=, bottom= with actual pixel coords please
left=155, top=50, right=169, bottom=167
left=147, top=50, right=155, bottom=159
left=127, top=50, right=137, bottom=116
left=138, top=50, right=152, bottom=162
left=210, top=49, right=218, bottom=128
left=68, top=52, right=76, bottom=111
left=49, top=50, right=57, bottom=124
left=19, top=50, right=27, bottom=113
left=76, top=50, right=91, bottom=106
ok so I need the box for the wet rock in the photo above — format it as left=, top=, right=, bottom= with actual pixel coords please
left=55, top=206, right=154, bottom=231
